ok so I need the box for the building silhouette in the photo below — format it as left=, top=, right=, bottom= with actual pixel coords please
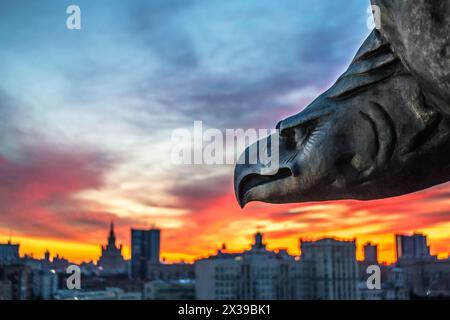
left=196, top=232, right=300, bottom=300
left=0, top=241, right=19, bottom=263
left=363, top=242, right=378, bottom=264
left=300, top=238, right=359, bottom=300
left=0, top=264, right=32, bottom=300
left=97, top=221, right=127, bottom=275
left=394, top=233, right=450, bottom=297
left=131, top=228, right=161, bottom=279
left=32, top=269, right=58, bottom=300
left=395, top=233, right=431, bottom=260
left=146, top=263, right=194, bottom=281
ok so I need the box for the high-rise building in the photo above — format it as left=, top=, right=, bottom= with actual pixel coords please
left=32, top=269, right=58, bottom=300
left=363, top=242, right=378, bottom=264
left=300, top=238, right=359, bottom=300
left=0, top=264, right=32, bottom=300
left=50, top=254, right=70, bottom=272
left=195, top=232, right=300, bottom=300
left=397, top=258, right=450, bottom=298
left=0, top=241, right=19, bottom=263
left=395, top=233, right=431, bottom=260
left=97, top=221, right=127, bottom=275
left=131, top=228, right=161, bottom=279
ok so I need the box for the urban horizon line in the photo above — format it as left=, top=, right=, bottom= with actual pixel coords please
left=1, top=225, right=447, bottom=266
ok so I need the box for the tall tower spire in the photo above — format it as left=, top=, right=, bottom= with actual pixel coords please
left=252, top=231, right=265, bottom=250
left=108, top=220, right=116, bottom=247
left=98, top=220, right=126, bottom=275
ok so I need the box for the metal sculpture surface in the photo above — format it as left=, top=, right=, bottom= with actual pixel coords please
left=235, top=1, right=450, bottom=207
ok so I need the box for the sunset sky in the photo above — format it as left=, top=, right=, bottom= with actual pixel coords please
left=0, top=0, right=448, bottom=264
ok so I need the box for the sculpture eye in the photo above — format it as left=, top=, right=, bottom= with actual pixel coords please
left=294, top=126, right=311, bottom=147
left=279, top=128, right=296, bottom=150
left=280, top=120, right=317, bottom=150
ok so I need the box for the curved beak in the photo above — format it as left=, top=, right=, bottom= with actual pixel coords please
left=235, top=162, right=293, bottom=207
left=234, top=131, right=300, bottom=207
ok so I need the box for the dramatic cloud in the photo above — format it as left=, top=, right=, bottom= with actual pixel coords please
left=0, top=143, right=114, bottom=237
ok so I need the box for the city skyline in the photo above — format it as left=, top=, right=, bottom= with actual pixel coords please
left=2, top=226, right=448, bottom=300
left=1, top=223, right=447, bottom=265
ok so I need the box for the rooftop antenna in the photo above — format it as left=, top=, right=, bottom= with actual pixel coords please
left=8, top=229, right=12, bottom=244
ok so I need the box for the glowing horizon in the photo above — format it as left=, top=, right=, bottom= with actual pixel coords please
left=2, top=187, right=449, bottom=265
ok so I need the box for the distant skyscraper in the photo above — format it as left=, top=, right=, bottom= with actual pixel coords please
left=0, top=264, right=32, bottom=299
left=97, top=221, right=127, bottom=275
left=363, top=242, right=378, bottom=264
left=300, top=238, right=359, bottom=300
left=32, top=269, right=58, bottom=300
left=395, top=233, right=430, bottom=260
left=131, top=228, right=161, bottom=279
left=0, top=241, right=19, bottom=263
left=44, top=250, right=50, bottom=263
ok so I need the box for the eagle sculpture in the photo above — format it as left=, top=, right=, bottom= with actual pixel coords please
left=234, top=0, right=450, bottom=207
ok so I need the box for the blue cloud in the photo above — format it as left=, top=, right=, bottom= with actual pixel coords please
left=0, top=0, right=372, bottom=213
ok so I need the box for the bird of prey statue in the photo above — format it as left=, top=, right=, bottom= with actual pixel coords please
left=235, top=0, right=450, bottom=207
